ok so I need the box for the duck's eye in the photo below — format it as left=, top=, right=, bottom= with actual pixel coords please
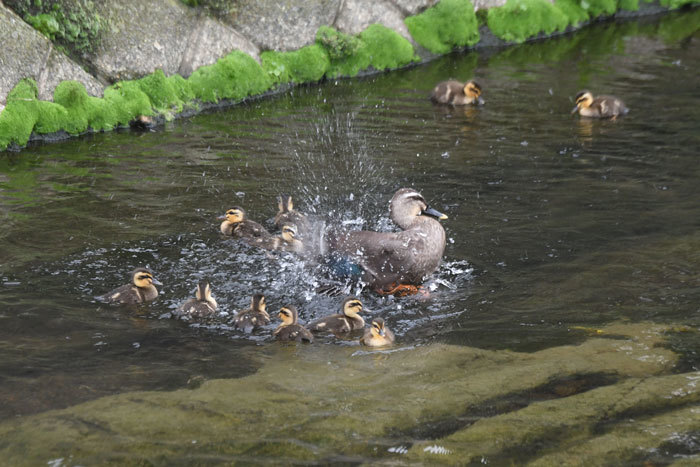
left=351, top=301, right=362, bottom=308
left=137, top=275, right=151, bottom=281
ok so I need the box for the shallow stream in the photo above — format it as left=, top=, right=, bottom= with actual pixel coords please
left=1, top=11, right=699, bottom=464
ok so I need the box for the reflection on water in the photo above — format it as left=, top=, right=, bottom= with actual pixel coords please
left=0, top=9, right=699, bottom=463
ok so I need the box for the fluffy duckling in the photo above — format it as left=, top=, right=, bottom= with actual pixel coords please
left=232, top=293, right=270, bottom=333
left=274, top=195, right=309, bottom=229
left=248, top=224, right=304, bottom=253
left=219, top=207, right=270, bottom=239
left=274, top=305, right=314, bottom=343
left=431, top=80, right=484, bottom=106
left=571, top=90, right=628, bottom=119
left=177, top=280, right=218, bottom=318
left=360, top=318, right=395, bottom=347
left=307, top=297, right=365, bottom=334
left=101, top=267, right=162, bottom=304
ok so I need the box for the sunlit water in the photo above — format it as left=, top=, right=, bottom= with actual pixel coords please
left=0, top=11, right=699, bottom=460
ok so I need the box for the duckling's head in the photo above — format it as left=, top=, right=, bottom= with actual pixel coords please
left=390, top=188, right=448, bottom=229
left=342, top=297, right=364, bottom=318
left=572, top=90, right=594, bottom=113
left=251, top=293, right=266, bottom=312
left=281, top=224, right=299, bottom=243
left=131, top=268, right=161, bottom=288
left=278, top=305, right=298, bottom=325
left=464, top=80, right=482, bottom=99
left=221, top=207, right=245, bottom=224
left=370, top=318, right=387, bottom=338
left=277, top=195, right=294, bottom=214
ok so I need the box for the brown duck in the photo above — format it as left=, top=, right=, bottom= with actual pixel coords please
left=360, top=318, right=395, bottom=347
left=571, top=90, right=628, bottom=119
left=101, top=267, right=162, bottom=304
left=431, top=80, right=484, bottom=106
left=307, top=297, right=365, bottom=334
left=274, top=305, right=314, bottom=343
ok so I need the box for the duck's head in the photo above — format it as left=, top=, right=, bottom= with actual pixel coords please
left=219, top=207, right=245, bottom=224
left=390, top=188, right=448, bottom=229
left=131, top=268, right=162, bottom=288
left=464, top=80, right=482, bottom=100
left=370, top=318, right=387, bottom=338
left=342, top=297, right=364, bottom=318
left=278, top=305, right=298, bottom=325
left=277, top=195, right=294, bottom=214
left=194, top=280, right=217, bottom=309
left=572, top=90, right=594, bottom=113
left=251, top=293, right=266, bottom=313
left=281, top=224, right=300, bottom=243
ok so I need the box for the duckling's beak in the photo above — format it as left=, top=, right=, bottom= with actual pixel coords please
left=151, top=277, right=163, bottom=286
left=478, top=97, right=485, bottom=105
left=422, top=207, right=448, bottom=220
left=571, top=105, right=579, bottom=114
left=217, top=215, right=226, bottom=220
left=379, top=328, right=386, bottom=337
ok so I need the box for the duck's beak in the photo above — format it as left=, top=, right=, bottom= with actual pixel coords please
left=571, top=105, right=579, bottom=114
left=217, top=215, right=226, bottom=220
left=151, top=277, right=163, bottom=286
left=423, top=207, right=448, bottom=220
left=478, top=97, right=485, bottom=106
left=379, top=328, right=386, bottom=337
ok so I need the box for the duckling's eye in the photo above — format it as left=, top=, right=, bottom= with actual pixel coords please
left=137, top=275, right=151, bottom=281
left=351, top=302, right=362, bottom=308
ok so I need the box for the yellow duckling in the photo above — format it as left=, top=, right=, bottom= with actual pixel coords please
left=177, top=280, right=218, bottom=318
left=232, top=293, right=270, bottom=333
left=360, top=318, right=395, bottom=347
left=274, top=305, right=314, bottom=343
left=274, top=195, right=310, bottom=230
left=307, top=297, right=365, bottom=334
left=431, top=80, right=484, bottom=106
left=101, top=267, right=162, bottom=304
left=571, top=90, right=628, bottom=119
left=218, top=207, right=270, bottom=239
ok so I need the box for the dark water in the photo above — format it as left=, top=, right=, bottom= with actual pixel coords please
left=1, top=9, right=699, bottom=450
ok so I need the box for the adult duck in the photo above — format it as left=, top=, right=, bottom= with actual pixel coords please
left=326, top=188, right=447, bottom=294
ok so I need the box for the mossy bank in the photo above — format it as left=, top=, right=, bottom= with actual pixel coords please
left=1, top=0, right=699, bottom=152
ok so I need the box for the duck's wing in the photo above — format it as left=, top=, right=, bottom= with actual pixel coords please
left=277, top=325, right=314, bottom=343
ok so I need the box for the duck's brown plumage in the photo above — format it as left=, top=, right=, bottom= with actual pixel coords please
left=431, top=80, right=483, bottom=106
left=360, top=318, right=395, bottom=347
left=102, top=267, right=161, bottom=305
left=274, top=305, right=314, bottom=343
left=176, top=280, right=218, bottom=319
left=572, top=90, right=628, bottom=118
left=219, top=207, right=271, bottom=240
left=307, top=297, right=365, bottom=334
left=326, top=188, right=447, bottom=291
left=233, top=294, right=270, bottom=333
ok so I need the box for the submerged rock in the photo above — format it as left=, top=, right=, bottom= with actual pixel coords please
left=0, top=321, right=694, bottom=464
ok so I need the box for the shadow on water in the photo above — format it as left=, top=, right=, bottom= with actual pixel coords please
left=0, top=11, right=699, bottom=461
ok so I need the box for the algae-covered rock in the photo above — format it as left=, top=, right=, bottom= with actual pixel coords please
left=0, top=5, right=102, bottom=106
left=224, top=0, right=342, bottom=52
left=0, top=321, right=691, bottom=464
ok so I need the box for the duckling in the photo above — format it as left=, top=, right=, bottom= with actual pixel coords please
left=274, top=305, right=314, bottom=343
left=101, top=267, right=162, bottom=304
left=307, top=297, right=365, bottom=333
left=326, top=188, right=447, bottom=294
left=176, top=280, right=218, bottom=318
left=274, top=195, right=309, bottom=229
left=431, top=80, right=484, bottom=106
left=248, top=224, right=304, bottom=253
left=360, top=318, right=395, bottom=347
left=232, top=293, right=270, bottom=333
left=571, top=90, right=628, bottom=119
left=219, top=207, right=271, bottom=239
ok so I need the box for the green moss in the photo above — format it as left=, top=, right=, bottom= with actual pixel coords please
left=316, top=26, right=370, bottom=78
left=261, top=44, right=331, bottom=85
left=189, top=51, right=273, bottom=103
left=53, top=81, right=118, bottom=133
left=617, top=0, right=641, bottom=11
left=487, top=0, right=570, bottom=43
left=405, top=0, right=480, bottom=54
left=34, top=101, right=71, bottom=134
left=581, top=0, right=618, bottom=17
left=0, top=79, right=40, bottom=149
left=359, top=24, right=420, bottom=71
left=5, top=0, right=103, bottom=57
left=103, top=82, right=155, bottom=126
left=131, top=69, right=194, bottom=117
left=554, top=0, right=590, bottom=25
